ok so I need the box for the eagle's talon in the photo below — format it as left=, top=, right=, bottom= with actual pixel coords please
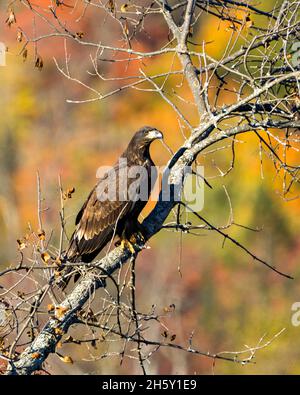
left=130, top=230, right=145, bottom=245
left=120, top=239, right=136, bottom=255
left=129, top=235, right=136, bottom=244
left=114, top=239, right=121, bottom=247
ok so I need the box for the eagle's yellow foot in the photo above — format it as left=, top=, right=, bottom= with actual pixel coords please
left=120, top=232, right=145, bottom=254
left=120, top=238, right=136, bottom=254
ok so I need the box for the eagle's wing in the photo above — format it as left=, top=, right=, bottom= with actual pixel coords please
left=66, top=163, right=135, bottom=261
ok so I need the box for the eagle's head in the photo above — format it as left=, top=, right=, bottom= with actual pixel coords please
left=131, top=126, right=163, bottom=147
left=123, top=126, right=163, bottom=160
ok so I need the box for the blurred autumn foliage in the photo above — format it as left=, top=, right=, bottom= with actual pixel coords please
left=0, top=0, right=300, bottom=374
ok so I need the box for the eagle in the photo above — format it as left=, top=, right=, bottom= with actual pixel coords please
left=58, top=126, right=163, bottom=287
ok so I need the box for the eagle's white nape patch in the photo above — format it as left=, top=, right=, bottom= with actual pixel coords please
left=147, top=130, right=163, bottom=140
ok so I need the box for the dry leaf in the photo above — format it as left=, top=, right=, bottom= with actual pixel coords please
left=55, top=0, right=74, bottom=8
left=6, top=9, right=16, bottom=27
left=163, top=303, right=175, bottom=313
left=47, top=304, right=55, bottom=312
left=120, top=3, right=128, bottom=12
left=54, top=270, right=61, bottom=278
left=26, top=329, right=34, bottom=339
left=35, top=54, right=43, bottom=70
left=31, top=352, right=41, bottom=359
left=55, top=257, right=62, bottom=267
left=59, top=355, right=73, bottom=364
left=67, top=187, right=75, bottom=197
left=107, top=0, right=115, bottom=12
left=55, top=306, right=69, bottom=319
left=54, top=328, right=64, bottom=336
left=17, top=31, right=23, bottom=43
left=17, top=239, right=26, bottom=250
left=76, top=32, right=84, bottom=39
left=38, top=229, right=46, bottom=241
left=41, top=252, right=51, bottom=264
left=57, top=341, right=63, bottom=349
left=63, top=187, right=75, bottom=200
left=245, top=15, right=253, bottom=29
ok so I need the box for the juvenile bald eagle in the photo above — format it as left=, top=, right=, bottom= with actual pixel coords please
left=59, top=126, right=163, bottom=287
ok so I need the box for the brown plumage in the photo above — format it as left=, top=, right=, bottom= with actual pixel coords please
left=59, top=126, right=163, bottom=287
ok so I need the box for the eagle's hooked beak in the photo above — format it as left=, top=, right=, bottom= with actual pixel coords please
left=147, top=129, right=163, bottom=141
